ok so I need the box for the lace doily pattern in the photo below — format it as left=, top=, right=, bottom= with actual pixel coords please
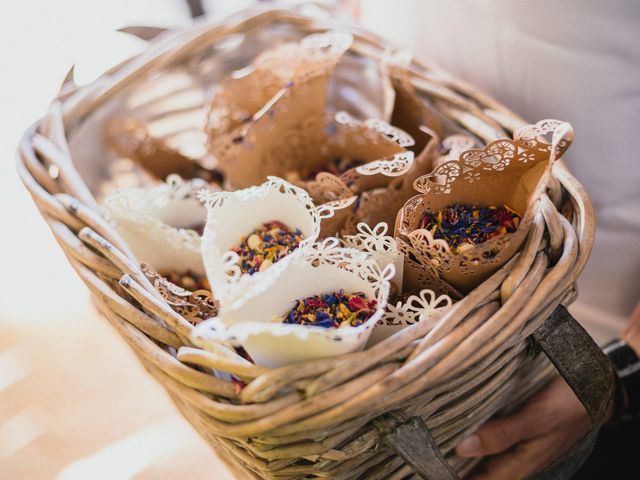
left=412, top=119, right=573, bottom=196
left=101, top=175, right=210, bottom=274
left=434, top=135, right=477, bottom=169
left=191, top=238, right=394, bottom=367
left=341, top=222, right=404, bottom=293
left=341, top=222, right=398, bottom=255
left=367, top=287, right=452, bottom=345
left=141, top=264, right=217, bottom=325
left=198, top=177, right=325, bottom=304
left=397, top=120, right=574, bottom=292
left=206, top=32, right=353, bottom=189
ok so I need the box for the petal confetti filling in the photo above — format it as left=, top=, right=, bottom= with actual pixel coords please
left=162, top=270, right=211, bottom=292
left=419, top=204, right=521, bottom=253
left=281, top=290, right=378, bottom=328
left=232, top=221, right=304, bottom=275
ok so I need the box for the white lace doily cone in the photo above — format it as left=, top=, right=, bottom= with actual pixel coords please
left=396, top=119, right=574, bottom=293
left=341, top=222, right=404, bottom=294
left=367, top=288, right=452, bottom=346
left=199, top=177, right=327, bottom=304
left=101, top=175, right=209, bottom=274
left=191, top=239, right=394, bottom=368
left=206, top=31, right=353, bottom=189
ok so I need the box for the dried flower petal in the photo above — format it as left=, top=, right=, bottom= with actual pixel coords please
left=282, top=290, right=377, bottom=328
left=232, top=221, right=304, bottom=274
left=419, top=204, right=521, bottom=254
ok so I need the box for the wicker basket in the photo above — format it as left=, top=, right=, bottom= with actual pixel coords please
left=18, top=6, right=614, bottom=479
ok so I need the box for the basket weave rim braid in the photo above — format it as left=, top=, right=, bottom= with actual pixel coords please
left=17, top=6, right=598, bottom=480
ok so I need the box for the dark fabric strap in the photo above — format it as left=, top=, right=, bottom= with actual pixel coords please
left=382, top=416, right=459, bottom=480
left=532, top=305, right=615, bottom=425
left=531, top=305, right=616, bottom=479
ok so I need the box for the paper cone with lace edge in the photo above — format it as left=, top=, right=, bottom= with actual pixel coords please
left=301, top=111, right=415, bottom=201
left=206, top=31, right=353, bottom=189
left=396, top=119, right=573, bottom=293
left=191, top=239, right=394, bottom=368
left=101, top=175, right=210, bottom=276
left=198, top=176, right=329, bottom=305
left=105, top=118, right=223, bottom=184
left=288, top=111, right=416, bottom=236
left=339, top=60, right=445, bottom=235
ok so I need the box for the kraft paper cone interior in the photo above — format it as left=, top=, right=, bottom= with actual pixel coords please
left=105, top=118, right=223, bottom=184
left=206, top=31, right=353, bottom=189
left=318, top=195, right=358, bottom=237
left=396, top=237, right=464, bottom=299
left=300, top=112, right=414, bottom=202
left=339, top=62, right=446, bottom=234
left=396, top=119, right=574, bottom=293
left=388, top=60, right=445, bottom=145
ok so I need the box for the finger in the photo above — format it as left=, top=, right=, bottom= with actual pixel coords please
left=466, top=436, right=557, bottom=480
left=456, top=411, right=542, bottom=458
left=623, top=302, right=640, bottom=337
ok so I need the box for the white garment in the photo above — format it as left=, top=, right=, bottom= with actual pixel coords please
left=360, top=0, right=640, bottom=341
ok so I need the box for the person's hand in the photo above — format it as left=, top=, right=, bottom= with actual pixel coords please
left=456, top=376, right=591, bottom=480
left=622, top=302, right=640, bottom=354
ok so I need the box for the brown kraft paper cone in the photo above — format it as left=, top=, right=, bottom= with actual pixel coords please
left=396, top=119, right=574, bottom=293
left=206, top=31, right=353, bottom=189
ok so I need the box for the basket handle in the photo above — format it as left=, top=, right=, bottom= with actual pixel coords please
left=381, top=415, right=459, bottom=480
left=381, top=305, right=615, bottom=480
left=530, top=304, right=616, bottom=479
left=532, top=304, right=614, bottom=426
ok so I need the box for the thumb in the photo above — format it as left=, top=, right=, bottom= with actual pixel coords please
left=456, top=413, right=537, bottom=457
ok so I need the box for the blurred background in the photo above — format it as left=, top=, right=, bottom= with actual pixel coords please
left=0, top=1, right=266, bottom=479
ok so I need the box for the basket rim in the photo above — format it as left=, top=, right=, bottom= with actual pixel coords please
left=16, top=5, right=596, bottom=479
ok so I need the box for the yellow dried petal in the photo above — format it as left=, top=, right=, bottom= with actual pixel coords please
left=247, top=234, right=262, bottom=250
left=259, top=259, right=273, bottom=272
